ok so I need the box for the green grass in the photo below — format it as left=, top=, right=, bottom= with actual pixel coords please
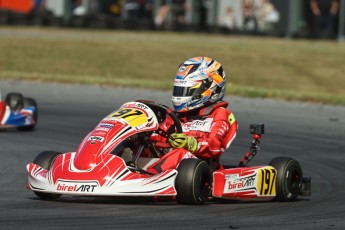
left=0, top=27, right=344, bottom=105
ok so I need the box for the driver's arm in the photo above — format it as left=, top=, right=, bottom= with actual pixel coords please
left=195, top=109, right=237, bottom=159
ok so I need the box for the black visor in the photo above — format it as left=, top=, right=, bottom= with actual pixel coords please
left=173, top=79, right=212, bottom=97
left=173, top=86, right=197, bottom=97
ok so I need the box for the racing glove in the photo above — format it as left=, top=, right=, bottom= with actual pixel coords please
left=168, top=133, right=198, bottom=153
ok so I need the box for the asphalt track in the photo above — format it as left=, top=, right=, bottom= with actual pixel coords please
left=0, top=80, right=344, bottom=230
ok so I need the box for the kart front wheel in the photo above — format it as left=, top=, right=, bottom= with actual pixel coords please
left=175, top=159, right=212, bottom=205
left=33, top=151, right=62, bottom=200
left=269, top=157, right=303, bottom=202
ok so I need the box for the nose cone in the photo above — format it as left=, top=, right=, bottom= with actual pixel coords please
left=73, top=139, right=104, bottom=170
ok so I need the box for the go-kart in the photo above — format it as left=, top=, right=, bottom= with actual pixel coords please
left=26, top=100, right=311, bottom=204
left=0, top=92, right=38, bottom=131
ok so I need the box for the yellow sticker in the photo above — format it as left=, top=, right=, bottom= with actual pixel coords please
left=108, top=108, right=147, bottom=128
left=228, top=113, right=236, bottom=125
left=257, top=167, right=277, bottom=196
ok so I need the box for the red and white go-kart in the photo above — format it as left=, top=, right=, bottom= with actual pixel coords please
left=27, top=100, right=310, bottom=204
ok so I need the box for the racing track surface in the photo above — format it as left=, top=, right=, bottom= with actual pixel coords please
left=0, top=80, right=344, bottom=230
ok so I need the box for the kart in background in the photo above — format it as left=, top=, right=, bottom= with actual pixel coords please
left=0, top=92, right=38, bottom=131
left=26, top=100, right=310, bottom=204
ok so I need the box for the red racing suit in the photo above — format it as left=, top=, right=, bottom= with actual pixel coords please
left=0, top=101, right=6, bottom=124
left=147, top=101, right=238, bottom=174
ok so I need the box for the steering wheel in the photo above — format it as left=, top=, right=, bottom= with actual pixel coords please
left=135, top=100, right=182, bottom=148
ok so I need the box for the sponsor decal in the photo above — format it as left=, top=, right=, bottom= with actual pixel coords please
left=192, top=120, right=209, bottom=127
left=88, top=136, right=104, bottom=144
left=135, top=123, right=152, bottom=130
left=183, top=118, right=213, bottom=132
left=56, top=182, right=98, bottom=193
left=122, top=102, right=149, bottom=110
left=228, top=174, right=256, bottom=190
left=225, top=174, right=239, bottom=180
left=211, top=93, right=219, bottom=101
left=133, top=103, right=149, bottom=110
left=172, top=96, right=190, bottom=104
left=174, top=80, right=198, bottom=87
left=228, top=113, right=236, bottom=125
left=98, top=123, right=114, bottom=129
left=175, top=80, right=187, bottom=84
left=95, top=127, right=110, bottom=132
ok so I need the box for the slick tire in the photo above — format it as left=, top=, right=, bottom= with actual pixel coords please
left=18, top=97, right=38, bottom=131
left=33, top=151, right=62, bottom=200
left=175, top=159, right=212, bottom=205
left=269, top=157, right=303, bottom=202
left=5, top=92, right=24, bottom=111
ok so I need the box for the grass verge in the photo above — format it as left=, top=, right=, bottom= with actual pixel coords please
left=0, top=27, right=344, bottom=105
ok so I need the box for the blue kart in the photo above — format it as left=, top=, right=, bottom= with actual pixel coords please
left=0, top=92, right=38, bottom=131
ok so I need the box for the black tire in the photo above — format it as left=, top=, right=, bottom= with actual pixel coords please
left=175, top=159, right=212, bottom=205
left=5, top=93, right=24, bottom=111
left=23, top=97, right=37, bottom=110
left=269, top=157, right=303, bottom=202
left=18, top=97, right=38, bottom=131
left=33, top=151, right=62, bottom=200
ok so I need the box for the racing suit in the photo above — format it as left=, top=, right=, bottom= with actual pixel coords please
left=147, top=101, right=238, bottom=174
left=0, top=101, right=6, bottom=124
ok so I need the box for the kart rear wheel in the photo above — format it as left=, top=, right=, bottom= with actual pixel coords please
left=33, top=151, right=62, bottom=200
left=18, top=97, right=38, bottom=131
left=175, top=159, right=212, bottom=205
left=269, top=157, right=303, bottom=202
left=5, top=92, right=24, bottom=111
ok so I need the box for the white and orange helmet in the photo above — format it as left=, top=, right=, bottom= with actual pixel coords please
left=172, top=57, right=227, bottom=113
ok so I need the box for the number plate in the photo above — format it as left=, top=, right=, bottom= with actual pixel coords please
left=107, top=108, right=147, bottom=128
left=257, top=167, right=277, bottom=196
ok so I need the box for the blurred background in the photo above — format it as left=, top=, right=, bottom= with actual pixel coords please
left=0, top=0, right=344, bottom=40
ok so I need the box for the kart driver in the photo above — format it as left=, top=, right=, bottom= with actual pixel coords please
left=147, top=57, right=238, bottom=174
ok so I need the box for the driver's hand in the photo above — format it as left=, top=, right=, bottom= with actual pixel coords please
left=168, top=133, right=198, bottom=153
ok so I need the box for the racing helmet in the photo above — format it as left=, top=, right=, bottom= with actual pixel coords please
left=172, top=57, right=227, bottom=113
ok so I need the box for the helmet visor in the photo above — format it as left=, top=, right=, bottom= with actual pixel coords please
left=173, top=85, right=197, bottom=97
left=173, top=80, right=211, bottom=97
